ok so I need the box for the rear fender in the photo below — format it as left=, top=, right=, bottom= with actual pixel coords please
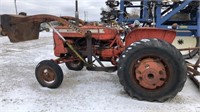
left=125, top=28, right=176, bottom=48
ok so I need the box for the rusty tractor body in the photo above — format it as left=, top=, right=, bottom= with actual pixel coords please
left=53, top=25, right=176, bottom=65
left=0, top=14, right=188, bottom=102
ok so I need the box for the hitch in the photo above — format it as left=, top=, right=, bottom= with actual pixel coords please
left=180, top=47, right=200, bottom=88
left=187, top=58, right=200, bottom=88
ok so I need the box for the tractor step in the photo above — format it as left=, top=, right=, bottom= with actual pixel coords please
left=86, top=66, right=117, bottom=72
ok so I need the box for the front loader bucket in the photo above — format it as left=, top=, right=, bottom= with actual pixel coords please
left=0, top=15, right=40, bottom=42
left=0, top=14, right=71, bottom=43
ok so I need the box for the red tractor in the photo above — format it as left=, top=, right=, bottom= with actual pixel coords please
left=0, top=14, right=187, bottom=102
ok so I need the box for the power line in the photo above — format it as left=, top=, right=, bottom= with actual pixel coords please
left=84, top=11, right=88, bottom=21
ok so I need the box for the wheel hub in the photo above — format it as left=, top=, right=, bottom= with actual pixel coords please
left=42, top=69, right=55, bottom=82
left=135, top=58, right=167, bottom=89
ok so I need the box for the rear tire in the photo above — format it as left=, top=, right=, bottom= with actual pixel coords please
left=118, top=39, right=187, bottom=102
left=35, top=60, right=63, bottom=88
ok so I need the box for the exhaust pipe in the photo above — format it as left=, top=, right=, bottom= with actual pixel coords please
left=0, top=25, right=2, bottom=35
left=0, top=15, right=3, bottom=35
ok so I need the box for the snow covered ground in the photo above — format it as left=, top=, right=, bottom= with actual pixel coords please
left=0, top=32, right=200, bottom=112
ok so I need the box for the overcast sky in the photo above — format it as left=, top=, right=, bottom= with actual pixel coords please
left=0, top=0, right=107, bottom=21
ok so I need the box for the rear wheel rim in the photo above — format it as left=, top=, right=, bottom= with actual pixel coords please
left=132, top=57, right=169, bottom=90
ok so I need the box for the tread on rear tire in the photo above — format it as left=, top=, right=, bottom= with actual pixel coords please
left=117, top=38, right=187, bottom=102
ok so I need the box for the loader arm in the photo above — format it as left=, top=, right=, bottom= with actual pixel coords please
left=0, top=14, right=85, bottom=42
left=61, top=16, right=85, bottom=25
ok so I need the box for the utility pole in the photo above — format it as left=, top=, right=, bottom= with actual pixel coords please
left=14, top=0, right=18, bottom=14
left=84, top=11, right=88, bottom=21
left=75, top=0, right=79, bottom=26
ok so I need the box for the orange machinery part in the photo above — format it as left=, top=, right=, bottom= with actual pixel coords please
left=54, top=25, right=118, bottom=40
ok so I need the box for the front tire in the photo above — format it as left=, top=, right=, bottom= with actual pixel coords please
left=118, top=39, right=187, bottom=102
left=65, top=60, right=84, bottom=71
left=35, top=60, right=63, bottom=88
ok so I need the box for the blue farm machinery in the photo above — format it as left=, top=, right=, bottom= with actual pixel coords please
left=101, top=0, right=200, bottom=87
left=101, top=0, right=199, bottom=58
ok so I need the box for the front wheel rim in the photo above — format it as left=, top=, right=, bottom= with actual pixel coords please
left=40, top=68, right=56, bottom=84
